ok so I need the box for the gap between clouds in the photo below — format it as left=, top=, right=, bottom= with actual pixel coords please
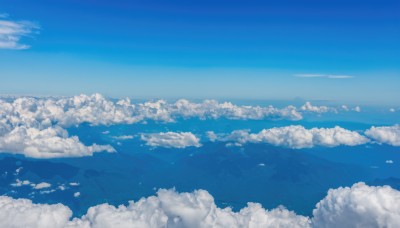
left=1, top=182, right=400, bottom=228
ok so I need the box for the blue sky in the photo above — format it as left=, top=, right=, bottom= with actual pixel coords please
left=0, top=0, right=399, bottom=104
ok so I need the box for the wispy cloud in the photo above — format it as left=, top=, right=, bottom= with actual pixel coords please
left=294, top=74, right=355, bottom=79
left=0, top=13, right=39, bottom=50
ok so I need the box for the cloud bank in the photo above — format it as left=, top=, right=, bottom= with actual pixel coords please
left=1, top=183, right=400, bottom=227
left=209, top=126, right=369, bottom=149
left=0, top=14, right=39, bottom=49
left=141, top=132, right=201, bottom=148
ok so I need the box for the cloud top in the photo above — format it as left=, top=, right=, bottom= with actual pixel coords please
left=365, top=125, right=400, bottom=146
left=1, top=183, right=400, bottom=227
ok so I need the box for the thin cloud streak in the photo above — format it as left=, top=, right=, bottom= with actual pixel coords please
left=0, top=13, right=39, bottom=50
left=294, top=74, right=355, bottom=79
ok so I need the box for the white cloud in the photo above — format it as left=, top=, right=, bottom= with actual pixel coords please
left=34, top=182, right=51, bottom=190
left=74, top=192, right=81, bottom=198
left=295, top=74, right=354, bottom=79
left=0, top=14, right=39, bottom=49
left=70, top=182, right=80, bottom=186
left=0, top=94, right=304, bottom=129
left=300, top=102, right=330, bottom=114
left=389, top=108, right=396, bottom=113
left=10, top=179, right=31, bottom=187
left=111, top=135, right=134, bottom=140
left=353, top=106, right=361, bottom=112
left=386, top=160, right=394, bottom=164
left=2, top=183, right=400, bottom=227
left=365, top=125, right=400, bottom=146
left=311, top=183, right=400, bottom=227
left=0, top=196, right=72, bottom=228
left=0, top=94, right=371, bottom=158
left=0, top=126, right=115, bottom=158
left=140, top=132, right=201, bottom=148
left=211, top=126, right=369, bottom=149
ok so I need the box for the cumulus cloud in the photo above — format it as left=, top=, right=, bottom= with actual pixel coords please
left=140, top=132, right=201, bottom=148
left=0, top=125, right=115, bottom=158
left=2, top=183, right=400, bottom=227
left=365, top=125, right=400, bottom=146
left=0, top=196, right=72, bottom=228
left=210, top=126, right=369, bottom=149
left=311, top=183, right=400, bottom=227
left=0, top=14, right=39, bottom=49
left=34, top=182, right=51, bottom=190
left=300, top=102, right=330, bottom=114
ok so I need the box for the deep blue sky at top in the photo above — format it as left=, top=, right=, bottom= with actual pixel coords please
left=0, top=0, right=399, bottom=104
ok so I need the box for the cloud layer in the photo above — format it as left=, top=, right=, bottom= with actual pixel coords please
left=0, top=94, right=396, bottom=157
left=1, top=183, right=400, bottom=227
left=209, top=126, right=369, bottom=149
left=0, top=14, right=39, bottom=49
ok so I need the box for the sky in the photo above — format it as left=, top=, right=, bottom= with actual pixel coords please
left=0, top=0, right=399, bottom=104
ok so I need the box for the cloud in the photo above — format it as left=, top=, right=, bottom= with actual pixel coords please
left=365, top=125, right=400, bottom=146
left=2, top=183, right=400, bottom=227
left=0, top=126, right=115, bottom=158
left=0, top=196, right=72, bottom=228
left=0, top=94, right=369, bottom=158
left=386, top=160, right=394, bottom=164
left=0, top=14, right=39, bottom=49
left=111, top=135, right=134, bottom=140
left=0, top=94, right=304, bottom=129
left=210, top=125, right=369, bottom=149
left=34, top=182, right=51, bottom=190
left=311, top=183, right=400, bottom=227
left=140, top=132, right=201, bottom=148
left=295, top=74, right=354, bottom=79
left=300, top=102, right=330, bottom=114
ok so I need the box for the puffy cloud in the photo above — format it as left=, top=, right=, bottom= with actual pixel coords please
left=311, top=183, right=400, bottom=227
left=211, top=126, right=369, bottom=149
left=300, top=102, right=330, bottom=114
left=0, top=196, right=72, bottom=228
left=73, top=192, right=81, bottom=198
left=10, top=179, right=31, bottom=187
left=0, top=14, right=39, bottom=49
left=0, top=126, right=115, bottom=158
left=386, top=160, right=394, bottom=164
left=365, top=125, right=400, bottom=146
left=141, top=132, right=201, bottom=148
left=3, top=183, right=400, bottom=227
